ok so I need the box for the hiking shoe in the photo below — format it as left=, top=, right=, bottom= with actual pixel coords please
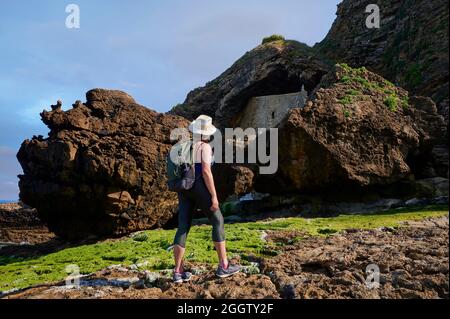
left=216, top=264, right=241, bottom=278
left=182, top=271, right=193, bottom=282
left=173, top=272, right=183, bottom=283
left=173, top=271, right=192, bottom=283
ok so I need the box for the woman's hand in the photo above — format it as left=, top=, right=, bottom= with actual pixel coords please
left=210, top=196, right=219, bottom=212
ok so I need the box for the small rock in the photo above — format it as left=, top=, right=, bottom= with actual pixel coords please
left=72, top=100, right=83, bottom=108
left=433, top=196, right=449, bottom=205
left=129, top=264, right=138, bottom=271
left=405, top=198, right=428, bottom=207
left=140, top=270, right=161, bottom=286
left=283, top=284, right=296, bottom=299
left=107, top=264, right=123, bottom=270
left=379, top=226, right=396, bottom=232
left=241, top=265, right=260, bottom=275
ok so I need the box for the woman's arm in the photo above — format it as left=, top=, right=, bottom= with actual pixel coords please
left=200, top=143, right=219, bottom=211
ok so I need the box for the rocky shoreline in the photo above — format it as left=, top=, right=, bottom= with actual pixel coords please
left=0, top=202, right=55, bottom=246
left=2, top=0, right=448, bottom=300
left=2, top=216, right=447, bottom=299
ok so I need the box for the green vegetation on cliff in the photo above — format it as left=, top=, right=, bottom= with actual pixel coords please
left=0, top=205, right=447, bottom=293
left=317, top=0, right=448, bottom=103
left=337, top=63, right=409, bottom=113
left=262, top=34, right=286, bottom=45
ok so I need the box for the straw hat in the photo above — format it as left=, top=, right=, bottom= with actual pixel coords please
left=188, top=115, right=217, bottom=136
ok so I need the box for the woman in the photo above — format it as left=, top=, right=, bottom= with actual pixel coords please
left=172, top=115, right=240, bottom=283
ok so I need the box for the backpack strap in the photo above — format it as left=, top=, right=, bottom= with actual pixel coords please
left=197, top=141, right=205, bottom=164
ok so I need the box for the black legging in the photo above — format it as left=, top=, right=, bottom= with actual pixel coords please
left=173, top=170, right=225, bottom=248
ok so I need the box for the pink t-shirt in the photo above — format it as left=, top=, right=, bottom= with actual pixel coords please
left=194, top=141, right=213, bottom=165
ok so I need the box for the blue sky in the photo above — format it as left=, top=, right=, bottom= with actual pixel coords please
left=0, top=0, right=339, bottom=200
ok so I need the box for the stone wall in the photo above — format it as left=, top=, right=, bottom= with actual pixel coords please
left=236, top=87, right=308, bottom=129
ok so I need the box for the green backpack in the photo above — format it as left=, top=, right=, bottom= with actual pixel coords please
left=166, top=140, right=196, bottom=192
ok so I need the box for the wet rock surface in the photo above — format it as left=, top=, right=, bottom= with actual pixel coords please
left=261, top=217, right=449, bottom=299
left=2, top=266, right=280, bottom=300
left=3, top=217, right=448, bottom=299
left=230, top=193, right=449, bottom=221
left=0, top=202, right=55, bottom=245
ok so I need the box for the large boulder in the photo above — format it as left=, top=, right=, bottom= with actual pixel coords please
left=255, top=64, right=446, bottom=194
left=169, top=39, right=331, bottom=128
left=213, top=164, right=255, bottom=201
left=17, top=89, right=190, bottom=239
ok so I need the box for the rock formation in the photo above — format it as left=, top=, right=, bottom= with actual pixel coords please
left=173, top=46, right=446, bottom=195
left=212, top=164, right=254, bottom=201
left=169, top=40, right=331, bottom=128
left=315, top=0, right=450, bottom=183
left=316, top=0, right=449, bottom=123
left=17, top=89, right=190, bottom=239
left=255, top=64, right=446, bottom=194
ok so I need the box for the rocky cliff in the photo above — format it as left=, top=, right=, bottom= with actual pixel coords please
left=169, top=40, right=331, bottom=128
left=169, top=33, right=447, bottom=193
left=316, top=0, right=449, bottom=123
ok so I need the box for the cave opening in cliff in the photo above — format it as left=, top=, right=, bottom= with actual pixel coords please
left=225, top=68, right=320, bottom=129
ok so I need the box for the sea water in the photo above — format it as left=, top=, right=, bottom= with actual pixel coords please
left=0, top=200, right=17, bottom=204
